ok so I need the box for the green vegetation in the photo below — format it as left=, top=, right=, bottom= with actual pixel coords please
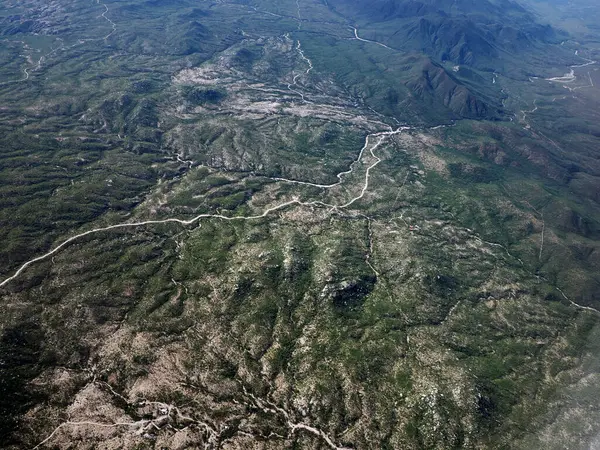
left=1, top=0, right=600, bottom=449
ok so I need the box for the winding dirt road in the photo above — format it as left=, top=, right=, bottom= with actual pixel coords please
left=0, top=124, right=410, bottom=289
left=352, top=26, right=393, bottom=50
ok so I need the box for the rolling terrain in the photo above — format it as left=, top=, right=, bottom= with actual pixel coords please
left=1, top=0, right=600, bottom=448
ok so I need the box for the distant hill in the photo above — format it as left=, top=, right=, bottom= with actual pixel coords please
left=327, top=0, right=569, bottom=71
